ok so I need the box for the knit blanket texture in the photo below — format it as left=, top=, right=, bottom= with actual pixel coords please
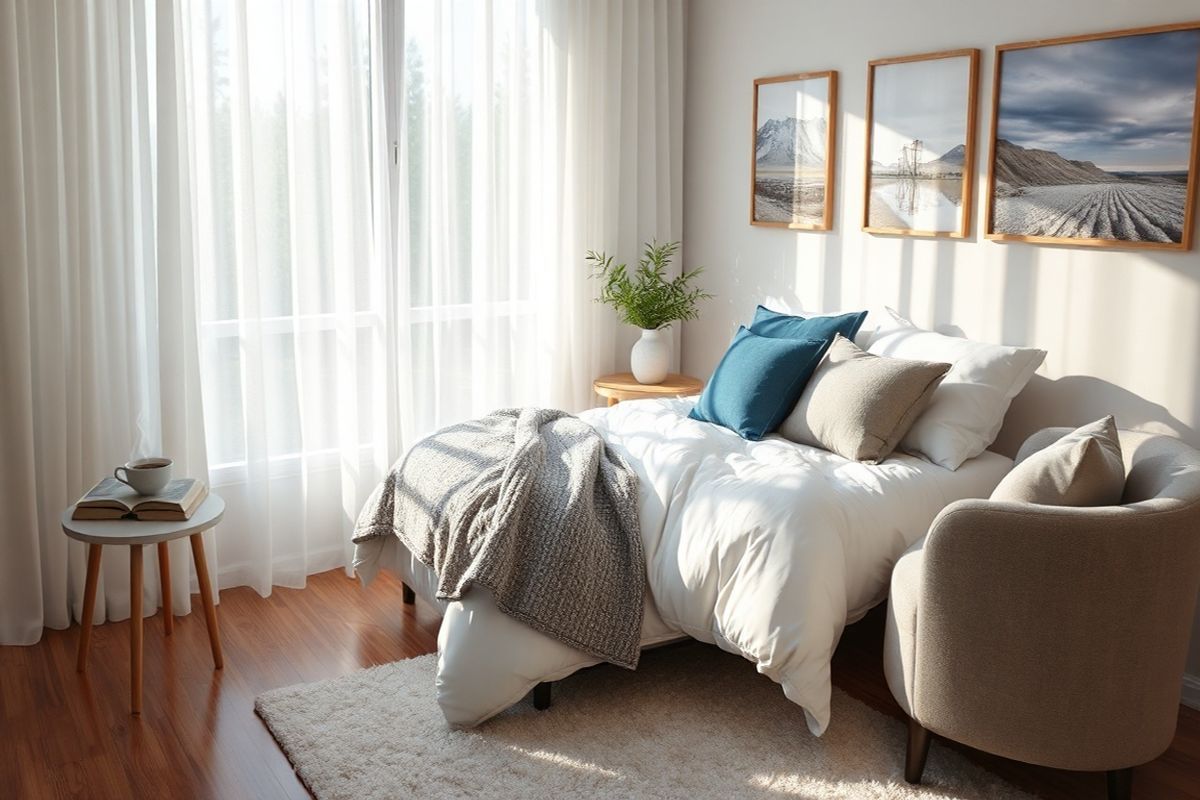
left=353, top=408, right=644, bottom=668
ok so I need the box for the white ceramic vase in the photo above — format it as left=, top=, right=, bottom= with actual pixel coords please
left=631, top=327, right=670, bottom=385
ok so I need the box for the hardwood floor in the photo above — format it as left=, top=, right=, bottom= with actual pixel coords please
left=1, top=569, right=1197, bottom=799
left=0, top=569, right=438, bottom=799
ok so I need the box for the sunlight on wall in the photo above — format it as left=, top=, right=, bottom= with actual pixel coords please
left=682, top=0, right=1200, bottom=683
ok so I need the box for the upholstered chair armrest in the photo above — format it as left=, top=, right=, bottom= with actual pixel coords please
left=913, top=498, right=1200, bottom=771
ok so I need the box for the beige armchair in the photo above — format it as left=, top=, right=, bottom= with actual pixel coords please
left=884, top=428, right=1200, bottom=800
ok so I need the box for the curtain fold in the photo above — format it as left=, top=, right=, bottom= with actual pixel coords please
left=0, top=0, right=207, bottom=644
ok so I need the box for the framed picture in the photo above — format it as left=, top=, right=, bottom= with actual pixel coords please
left=863, top=49, right=980, bottom=238
left=751, top=71, right=838, bottom=230
left=986, top=22, right=1200, bottom=250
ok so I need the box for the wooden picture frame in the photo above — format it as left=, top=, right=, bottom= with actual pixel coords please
left=862, top=49, right=980, bottom=238
left=985, top=21, right=1200, bottom=250
left=750, top=71, right=838, bottom=230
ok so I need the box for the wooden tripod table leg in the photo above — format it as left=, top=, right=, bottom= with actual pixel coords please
left=130, top=544, right=144, bottom=715
left=157, top=541, right=173, bottom=635
left=76, top=543, right=103, bottom=673
left=190, top=533, right=223, bottom=669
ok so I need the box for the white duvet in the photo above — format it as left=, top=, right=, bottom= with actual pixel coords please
left=354, top=398, right=1012, bottom=734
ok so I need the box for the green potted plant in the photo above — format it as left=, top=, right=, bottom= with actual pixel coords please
left=587, top=240, right=712, bottom=385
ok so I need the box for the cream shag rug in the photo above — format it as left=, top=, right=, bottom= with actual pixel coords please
left=256, top=643, right=1034, bottom=800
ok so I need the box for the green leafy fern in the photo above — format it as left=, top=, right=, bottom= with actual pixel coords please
left=586, top=240, right=712, bottom=330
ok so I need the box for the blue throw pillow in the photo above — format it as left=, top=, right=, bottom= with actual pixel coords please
left=688, top=328, right=828, bottom=440
left=749, top=306, right=868, bottom=344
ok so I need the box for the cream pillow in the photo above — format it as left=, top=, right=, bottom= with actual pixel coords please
left=868, top=308, right=1046, bottom=470
left=778, top=335, right=950, bottom=463
left=990, top=416, right=1124, bottom=506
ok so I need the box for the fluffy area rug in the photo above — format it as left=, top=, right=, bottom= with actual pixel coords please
left=256, top=642, right=1034, bottom=799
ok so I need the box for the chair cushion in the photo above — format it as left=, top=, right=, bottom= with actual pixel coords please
left=990, top=416, right=1124, bottom=506
left=687, top=327, right=828, bottom=440
left=778, top=335, right=950, bottom=463
left=884, top=535, right=924, bottom=717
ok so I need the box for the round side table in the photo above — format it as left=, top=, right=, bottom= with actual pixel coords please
left=593, top=372, right=704, bottom=406
left=61, top=493, right=225, bottom=715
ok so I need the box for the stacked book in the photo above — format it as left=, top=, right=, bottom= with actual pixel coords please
left=72, top=478, right=208, bottom=521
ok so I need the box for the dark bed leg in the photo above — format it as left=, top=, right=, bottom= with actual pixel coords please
left=401, top=581, right=415, bottom=605
left=905, top=716, right=931, bottom=784
left=533, top=682, right=552, bottom=710
left=1106, top=767, right=1133, bottom=800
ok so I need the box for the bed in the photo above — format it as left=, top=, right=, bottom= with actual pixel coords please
left=354, top=397, right=1013, bottom=734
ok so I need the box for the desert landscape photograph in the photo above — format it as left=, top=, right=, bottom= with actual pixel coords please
left=866, top=51, right=977, bottom=236
left=752, top=73, right=835, bottom=228
left=989, top=26, right=1200, bottom=246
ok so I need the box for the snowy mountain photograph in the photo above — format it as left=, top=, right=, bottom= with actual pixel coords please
left=865, top=50, right=978, bottom=236
left=752, top=72, right=835, bottom=228
left=988, top=26, right=1200, bottom=247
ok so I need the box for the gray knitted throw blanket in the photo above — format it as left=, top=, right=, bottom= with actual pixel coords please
left=353, top=408, right=644, bottom=669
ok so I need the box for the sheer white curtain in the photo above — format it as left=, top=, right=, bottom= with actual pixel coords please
left=1, top=0, right=684, bottom=642
left=0, top=0, right=207, bottom=643
left=184, top=0, right=685, bottom=593
left=179, top=0, right=390, bottom=593
left=390, top=0, right=685, bottom=433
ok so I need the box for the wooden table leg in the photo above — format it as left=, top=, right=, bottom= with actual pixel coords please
left=190, top=533, right=223, bottom=670
left=157, top=541, right=173, bottom=636
left=607, top=396, right=619, bottom=407
left=76, top=543, right=103, bottom=673
left=130, top=544, right=143, bottom=715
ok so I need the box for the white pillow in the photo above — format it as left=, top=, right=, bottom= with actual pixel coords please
left=867, top=308, right=1046, bottom=470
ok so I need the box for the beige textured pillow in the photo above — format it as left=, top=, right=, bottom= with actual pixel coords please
left=990, top=416, right=1124, bottom=506
left=778, top=335, right=950, bottom=463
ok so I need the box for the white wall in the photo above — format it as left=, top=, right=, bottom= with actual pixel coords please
left=681, top=0, right=1200, bottom=702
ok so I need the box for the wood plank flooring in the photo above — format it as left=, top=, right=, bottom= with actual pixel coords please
left=0, top=570, right=438, bottom=799
left=1, top=568, right=1196, bottom=799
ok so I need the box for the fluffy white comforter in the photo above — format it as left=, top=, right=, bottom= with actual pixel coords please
left=354, top=398, right=1012, bottom=734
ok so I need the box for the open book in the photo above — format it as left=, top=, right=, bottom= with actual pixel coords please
left=72, top=478, right=208, bottom=521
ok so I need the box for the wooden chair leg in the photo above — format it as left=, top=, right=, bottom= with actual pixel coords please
left=1106, top=767, right=1133, bottom=800
left=190, top=533, right=223, bottom=670
left=130, top=544, right=144, bottom=715
left=401, top=581, right=415, bottom=605
left=157, top=541, right=173, bottom=636
left=77, top=543, right=103, bottom=673
left=533, top=681, right=552, bottom=710
left=905, top=716, right=931, bottom=784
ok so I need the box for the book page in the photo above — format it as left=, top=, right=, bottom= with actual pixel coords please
left=77, top=478, right=138, bottom=511
left=150, top=479, right=194, bottom=504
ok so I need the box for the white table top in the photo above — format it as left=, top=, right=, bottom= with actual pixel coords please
left=61, top=494, right=225, bottom=545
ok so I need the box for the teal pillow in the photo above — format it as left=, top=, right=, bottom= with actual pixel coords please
left=688, top=328, right=828, bottom=440
left=750, top=306, right=868, bottom=344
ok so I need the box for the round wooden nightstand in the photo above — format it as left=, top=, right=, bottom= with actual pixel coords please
left=593, top=372, right=704, bottom=406
left=62, top=494, right=225, bottom=715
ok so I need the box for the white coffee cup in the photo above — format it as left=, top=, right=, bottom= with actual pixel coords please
left=114, top=457, right=173, bottom=496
